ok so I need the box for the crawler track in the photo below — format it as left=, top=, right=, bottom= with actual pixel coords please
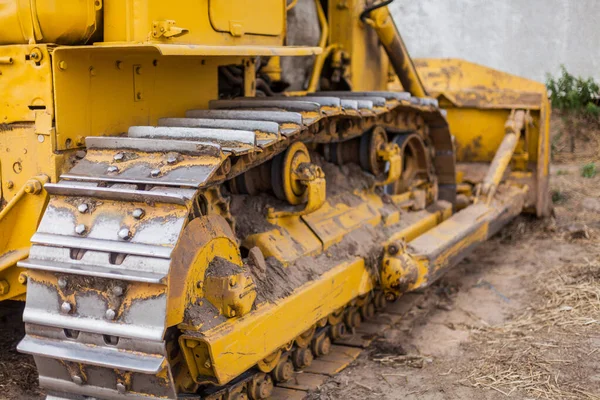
left=17, top=92, right=455, bottom=399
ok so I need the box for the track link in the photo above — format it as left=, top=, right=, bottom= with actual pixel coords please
left=18, top=92, right=454, bottom=399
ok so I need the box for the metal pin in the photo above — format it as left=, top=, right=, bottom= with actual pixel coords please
left=150, top=169, right=161, bottom=177
left=75, top=224, right=87, bottom=235
left=107, top=166, right=119, bottom=173
left=57, top=277, right=67, bottom=289
left=77, top=203, right=89, bottom=213
left=61, top=302, right=72, bottom=314
left=132, top=208, right=145, bottom=219
left=113, top=152, right=124, bottom=162
left=118, top=228, right=131, bottom=240
left=105, top=308, right=116, bottom=320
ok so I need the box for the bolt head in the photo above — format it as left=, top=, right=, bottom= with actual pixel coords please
left=24, top=181, right=42, bottom=194
left=118, top=228, right=132, bottom=240
left=0, top=280, right=10, bottom=295
left=18, top=273, right=27, bottom=285
left=6, top=181, right=14, bottom=189
left=166, top=153, right=179, bottom=165
left=77, top=203, right=89, bottom=213
left=132, top=208, right=145, bottom=219
left=107, top=166, right=119, bottom=173
left=61, top=302, right=72, bottom=314
left=150, top=169, right=161, bottom=177
left=112, top=285, right=124, bottom=296
left=57, top=277, right=67, bottom=289
left=105, top=308, right=116, bottom=320
left=75, top=224, right=87, bottom=235
left=388, top=244, right=399, bottom=255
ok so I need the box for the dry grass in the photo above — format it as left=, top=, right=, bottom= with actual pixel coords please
left=462, top=259, right=600, bottom=399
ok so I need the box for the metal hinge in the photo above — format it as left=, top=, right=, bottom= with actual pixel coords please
left=151, top=20, right=189, bottom=39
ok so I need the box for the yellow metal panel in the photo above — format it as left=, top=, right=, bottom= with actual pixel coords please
left=328, top=0, right=389, bottom=91
left=52, top=47, right=231, bottom=151
left=103, top=0, right=284, bottom=46
left=209, top=0, right=284, bottom=37
left=191, top=258, right=373, bottom=385
left=414, top=58, right=547, bottom=107
left=243, top=217, right=322, bottom=265
left=301, top=197, right=381, bottom=249
left=0, top=45, right=54, bottom=125
left=0, top=175, right=49, bottom=301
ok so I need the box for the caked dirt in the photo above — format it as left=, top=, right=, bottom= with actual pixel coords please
left=310, top=124, right=600, bottom=399
left=1, top=116, right=599, bottom=399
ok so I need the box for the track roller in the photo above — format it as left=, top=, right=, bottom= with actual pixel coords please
left=248, top=374, right=274, bottom=400
left=291, top=347, right=314, bottom=369
left=272, top=355, right=294, bottom=383
left=344, top=306, right=362, bottom=329
left=311, top=331, right=332, bottom=357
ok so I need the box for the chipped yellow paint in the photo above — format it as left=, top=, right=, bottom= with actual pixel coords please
left=0, top=175, right=49, bottom=301
left=180, top=257, right=374, bottom=385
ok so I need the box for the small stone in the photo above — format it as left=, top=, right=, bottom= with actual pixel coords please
left=105, top=308, right=116, bottom=320
left=75, top=150, right=87, bottom=159
left=77, top=203, right=89, bottom=213
left=132, top=208, right=145, bottom=219
left=113, top=152, right=124, bottom=162
left=118, top=228, right=132, bottom=240
left=107, top=165, right=119, bottom=173
left=71, top=375, right=83, bottom=385
left=248, top=247, right=267, bottom=275
left=112, top=286, right=124, bottom=296
left=166, top=153, right=178, bottom=165
left=116, top=382, right=126, bottom=393
left=150, top=169, right=161, bottom=177
left=57, top=277, right=67, bottom=289
left=75, top=224, right=87, bottom=235
left=61, top=302, right=72, bottom=314
left=567, top=223, right=590, bottom=239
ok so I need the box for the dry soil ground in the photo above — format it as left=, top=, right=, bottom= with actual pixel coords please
left=1, top=116, right=599, bottom=400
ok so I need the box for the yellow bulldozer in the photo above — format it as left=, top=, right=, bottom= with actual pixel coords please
left=0, top=0, right=550, bottom=399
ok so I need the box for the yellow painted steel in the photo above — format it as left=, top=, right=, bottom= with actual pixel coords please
left=411, top=58, right=551, bottom=216
left=0, top=7, right=552, bottom=399
left=103, top=0, right=285, bottom=46
left=0, top=0, right=102, bottom=45
left=327, top=0, right=389, bottom=91
left=0, top=175, right=49, bottom=301
left=363, top=5, right=428, bottom=98
left=180, top=257, right=374, bottom=385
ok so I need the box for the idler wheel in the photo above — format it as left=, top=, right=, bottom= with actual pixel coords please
left=359, top=126, right=388, bottom=175
left=272, top=141, right=311, bottom=205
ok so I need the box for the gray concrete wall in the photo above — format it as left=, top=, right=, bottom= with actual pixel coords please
left=389, top=0, right=600, bottom=84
